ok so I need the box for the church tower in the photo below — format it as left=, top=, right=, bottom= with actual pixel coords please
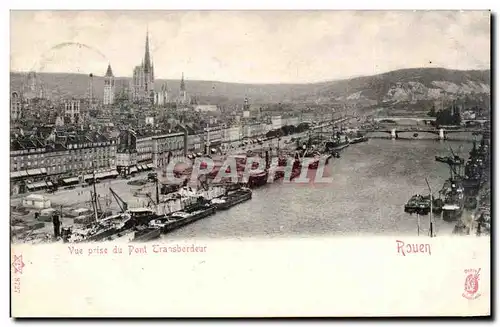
left=132, top=30, right=155, bottom=103
left=179, top=72, right=187, bottom=104
left=155, top=83, right=168, bottom=106
left=103, top=64, right=115, bottom=105
left=143, top=30, right=154, bottom=96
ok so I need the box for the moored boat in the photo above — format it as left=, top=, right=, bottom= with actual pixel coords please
left=211, top=188, right=252, bottom=210
left=440, top=179, right=465, bottom=222
left=349, top=136, right=368, bottom=144
left=149, top=203, right=216, bottom=233
left=70, top=212, right=133, bottom=242
left=442, top=204, right=463, bottom=222
left=404, top=195, right=430, bottom=215
left=247, top=169, right=268, bottom=188
left=131, top=225, right=161, bottom=242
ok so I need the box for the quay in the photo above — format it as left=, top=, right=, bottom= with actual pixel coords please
left=10, top=126, right=350, bottom=244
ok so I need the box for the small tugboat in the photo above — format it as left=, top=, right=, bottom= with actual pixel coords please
left=404, top=194, right=442, bottom=215
left=131, top=225, right=161, bottom=242
left=325, top=139, right=350, bottom=152
left=404, top=195, right=430, bottom=215
left=435, top=153, right=465, bottom=166
left=325, top=131, right=350, bottom=153
left=435, top=155, right=449, bottom=163
left=211, top=187, right=252, bottom=210
left=247, top=169, right=268, bottom=188
left=349, top=135, right=368, bottom=144
left=149, top=216, right=178, bottom=233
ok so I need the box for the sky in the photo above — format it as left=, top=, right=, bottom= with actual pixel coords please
left=10, top=10, right=491, bottom=84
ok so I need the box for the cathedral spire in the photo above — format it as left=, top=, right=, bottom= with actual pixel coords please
left=105, top=63, right=113, bottom=77
left=144, top=29, right=151, bottom=73
left=180, top=72, right=185, bottom=91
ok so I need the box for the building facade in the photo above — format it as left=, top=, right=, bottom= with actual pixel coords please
left=187, top=134, right=203, bottom=152
left=283, top=116, right=299, bottom=126
left=116, top=129, right=138, bottom=176
left=136, top=135, right=153, bottom=164
left=10, top=134, right=117, bottom=195
left=203, top=126, right=223, bottom=149
left=222, top=126, right=242, bottom=143
left=271, top=115, right=282, bottom=130
left=152, top=132, right=185, bottom=168
left=11, top=92, right=22, bottom=121
left=242, top=122, right=266, bottom=138
left=64, top=99, right=81, bottom=124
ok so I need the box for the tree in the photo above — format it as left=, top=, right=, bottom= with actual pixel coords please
left=452, top=111, right=461, bottom=125
left=435, top=107, right=462, bottom=126
left=428, top=105, right=437, bottom=117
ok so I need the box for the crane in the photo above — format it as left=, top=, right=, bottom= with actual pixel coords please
left=145, top=193, right=156, bottom=209
left=448, top=146, right=464, bottom=179
left=144, top=176, right=160, bottom=211
left=109, top=188, right=128, bottom=213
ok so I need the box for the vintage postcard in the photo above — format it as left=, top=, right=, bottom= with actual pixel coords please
left=9, top=10, right=491, bottom=317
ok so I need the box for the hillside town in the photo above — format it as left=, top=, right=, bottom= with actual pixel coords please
left=10, top=30, right=491, bottom=244
left=10, top=32, right=341, bottom=196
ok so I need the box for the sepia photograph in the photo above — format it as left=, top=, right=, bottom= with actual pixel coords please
left=9, top=9, right=491, bottom=317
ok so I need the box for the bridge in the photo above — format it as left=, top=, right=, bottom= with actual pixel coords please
left=373, top=116, right=489, bottom=125
left=360, top=126, right=488, bottom=140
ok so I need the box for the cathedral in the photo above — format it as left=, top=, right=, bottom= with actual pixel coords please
left=22, top=71, right=45, bottom=100
left=132, top=31, right=155, bottom=103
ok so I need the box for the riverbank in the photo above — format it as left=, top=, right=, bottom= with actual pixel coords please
left=11, top=138, right=485, bottom=240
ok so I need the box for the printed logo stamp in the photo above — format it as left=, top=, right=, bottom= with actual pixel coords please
left=462, top=268, right=481, bottom=300
left=12, top=255, right=25, bottom=274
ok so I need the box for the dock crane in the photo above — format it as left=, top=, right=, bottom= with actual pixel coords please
left=109, top=188, right=128, bottom=213
left=448, top=146, right=464, bottom=179
left=89, top=162, right=103, bottom=222
left=144, top=175, right=161, bottom=211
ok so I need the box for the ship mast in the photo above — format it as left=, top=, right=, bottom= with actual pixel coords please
left=155, top=174, right=160, bottom=213
left=91, top=162, right=99, bottom=222
left=425, top=178, right=435, bottom=238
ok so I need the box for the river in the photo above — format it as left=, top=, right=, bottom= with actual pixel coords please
left=164, top=138, right=475, bottom=239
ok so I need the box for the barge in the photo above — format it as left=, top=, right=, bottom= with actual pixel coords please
left=149, top=203, right=216, bottom=234
left=211, top=188, right=252, bottom=210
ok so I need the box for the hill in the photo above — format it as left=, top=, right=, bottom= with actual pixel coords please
left=10, top=68, right=490, bottom=108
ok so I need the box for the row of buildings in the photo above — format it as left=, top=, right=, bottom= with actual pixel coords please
left=9, top=115, right=305, bottom=195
